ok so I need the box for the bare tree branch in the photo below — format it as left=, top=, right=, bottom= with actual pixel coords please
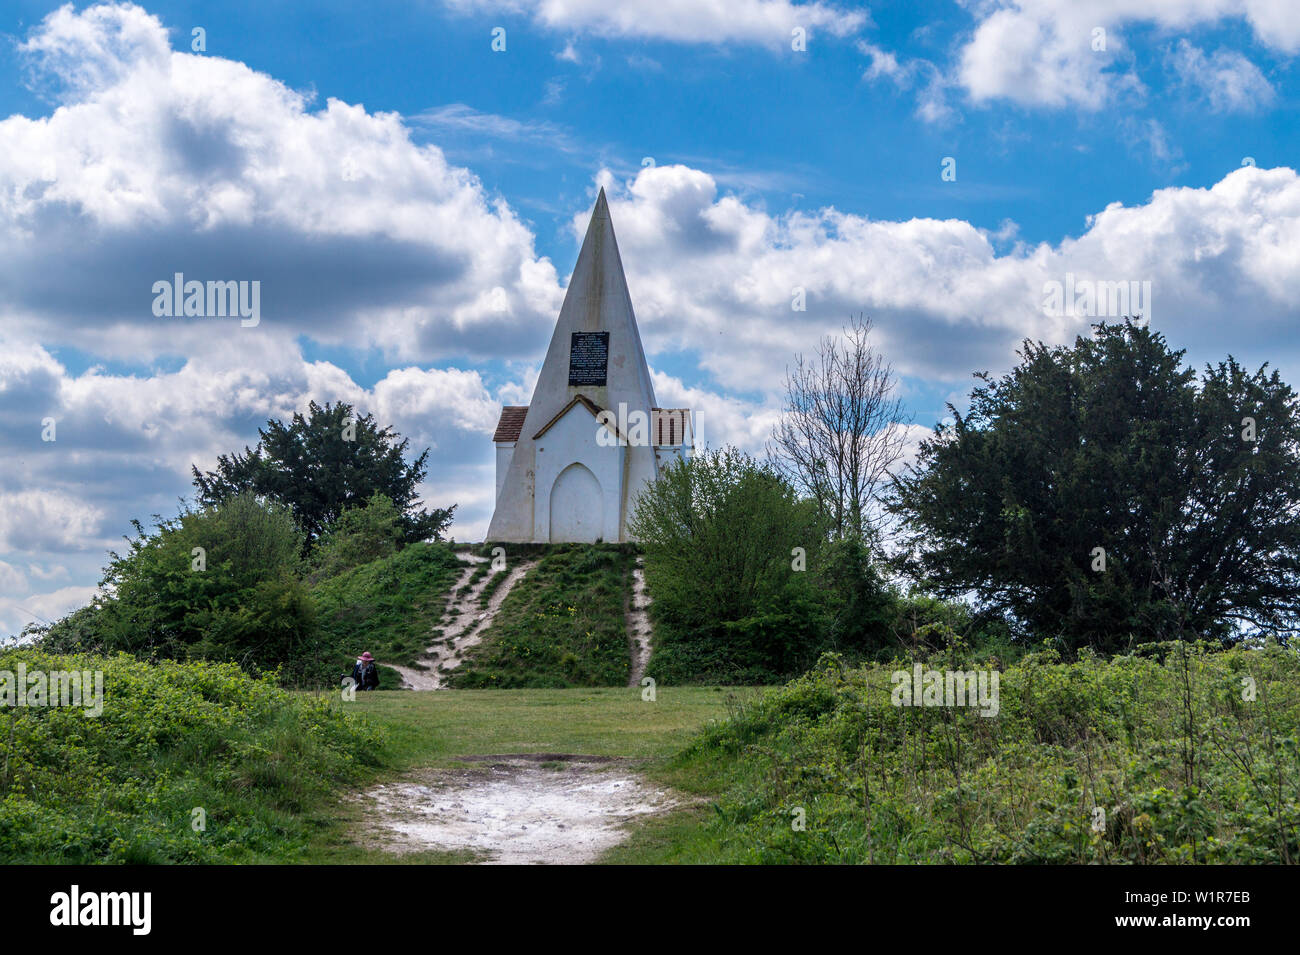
left=767, top=314, right=909, bottom=540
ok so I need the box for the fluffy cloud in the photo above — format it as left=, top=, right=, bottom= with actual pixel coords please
left=0, top=561, right=27, bottom=593
left=1, top=2, right=563, bottom=365
left=956, top=0, right=1293, bottom=110
left=443, top=0, right=866, bottom=46
left=1168, top=40, right=1275, bottom=113
left=0, top=585, right=99, bottom=639
left=0, top=490, right=106, bottom=553
left=597, top=161, right=1300, bottom=392
left=650, top=370, right=779, bottom=455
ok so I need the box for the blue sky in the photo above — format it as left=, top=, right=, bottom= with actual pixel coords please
left=1, top=0, right=1298, bottom=635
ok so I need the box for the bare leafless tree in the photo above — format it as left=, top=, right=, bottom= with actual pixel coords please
left=767, top=315, right=909, bottom=540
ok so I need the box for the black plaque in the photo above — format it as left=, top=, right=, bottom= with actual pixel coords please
left=568, top=332, right=609, bottom=386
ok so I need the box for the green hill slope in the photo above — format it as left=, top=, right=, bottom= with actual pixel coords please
left=311, top=543, right=465, bottom=686
left=644, top=642, right=1300, bottom=864
left=448, top=546, right=637, bottom=688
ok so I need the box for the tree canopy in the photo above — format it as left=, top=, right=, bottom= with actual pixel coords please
left=889, top=321, right=1300, bottom=653
left=191, top=401, right=453, bottom=546
left=41, top=493, right=316, bottom=674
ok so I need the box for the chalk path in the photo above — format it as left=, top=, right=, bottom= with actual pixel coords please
left=388, top=555, right=536, bottom=691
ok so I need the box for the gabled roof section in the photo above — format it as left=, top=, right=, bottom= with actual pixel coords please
left=531, top=394, right=611, bottom=440
left=493, top=406, right=529, bottom=443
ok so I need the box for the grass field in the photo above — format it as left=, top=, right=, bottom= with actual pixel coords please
left=309, top=641, right=1300, bottom=865
left=302, top=685, right=754, bottom=863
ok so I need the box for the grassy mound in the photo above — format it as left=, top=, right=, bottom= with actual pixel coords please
left=311, top=542, right=464, bottom=685
left=449, top=546, right=636, bottom=688
left=660, top=642, right=1300, bottom=864
left=0, top=650, right=381, bottom=863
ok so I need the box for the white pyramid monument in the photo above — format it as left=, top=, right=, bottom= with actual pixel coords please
left=487, top=188, right=692, bottom=543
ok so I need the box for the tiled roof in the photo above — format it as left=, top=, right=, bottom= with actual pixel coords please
left=651, top=408, right=692, bottom=447
left=493, top=406, right=529, bottom=443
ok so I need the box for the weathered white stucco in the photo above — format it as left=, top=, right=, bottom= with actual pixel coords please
left=494, top=443, right=514, bottom=504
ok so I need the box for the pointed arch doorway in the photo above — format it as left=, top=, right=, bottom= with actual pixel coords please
left=549, top=463, right=603, bottom=542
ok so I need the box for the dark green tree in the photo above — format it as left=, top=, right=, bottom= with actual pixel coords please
left=890, top=321, right=1300, bottom=653
left=191, top=401, right=453, bottom=546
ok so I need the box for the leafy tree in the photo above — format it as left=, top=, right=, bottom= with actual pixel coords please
left=41, top=494, right=318, bottom=677
left=629, top=447, right=828, bottom=682
left=817, top=536, right=902, bottom=656
left=191, top=401, right=453, bottom=547
left=889, top=321, right=1300, bottom=653
left=308, top=492, right=405, bottom=582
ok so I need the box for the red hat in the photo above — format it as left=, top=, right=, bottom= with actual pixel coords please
left=359, top=652, right=374, bottom=662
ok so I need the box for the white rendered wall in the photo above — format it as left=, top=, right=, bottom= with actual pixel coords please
left=486, top=190, right=658, bottom=543
left=533, top=405, right=626, bottom=543
left=495, top=443, right=514, bottom=504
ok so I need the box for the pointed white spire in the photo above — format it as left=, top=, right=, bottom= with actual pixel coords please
left=543, top=187, right=657, bottom=407
left=487, top=188, right=665, bottom=542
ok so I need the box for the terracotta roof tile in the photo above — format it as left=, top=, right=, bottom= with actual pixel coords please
left=493, top=406, right=529, bottom=443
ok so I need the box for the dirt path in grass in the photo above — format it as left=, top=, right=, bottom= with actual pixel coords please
left=626, top=557, right=654, bottom=687
left=362, top=755, right=677, bottom=864
left=389, top=556, right=537, bottom=691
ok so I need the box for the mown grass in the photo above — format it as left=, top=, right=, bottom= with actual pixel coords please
left=449, top=547, right=637, bottom=688
left=319, top=685, right=733, bottom=770
left=301, top=685, right=734, bottom=863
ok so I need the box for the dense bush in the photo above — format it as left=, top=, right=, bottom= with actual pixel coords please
left=628, top=449, right=1014, bottom=682
left=0, top=650, right=381, bottom=863
left=677, top=640, right=1300, bottom=863
left=40, top=494, right=317, bottom=679
left=308, top=492, right=407, bottom=582
left=629, top=448, right=831, bottom=683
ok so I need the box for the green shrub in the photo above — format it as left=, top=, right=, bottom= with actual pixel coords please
left=309, top=492, right=406, bottom=582
left=631, top=448, right=829, bottom=684
left=39, top=494, right=316, bottom=680
left=673, top=641, right=1300, bottom=863
left=0, top=650, right=381, bottom=863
